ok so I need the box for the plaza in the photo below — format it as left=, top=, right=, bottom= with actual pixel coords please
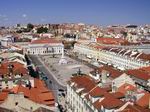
left=39, top=55, right=93, bottom=85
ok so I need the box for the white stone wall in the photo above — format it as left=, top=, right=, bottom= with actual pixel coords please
left=112, top=73, right=135, bottom=88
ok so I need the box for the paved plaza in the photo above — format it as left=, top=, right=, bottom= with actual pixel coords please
left=39, top=55, right=93, bottom=85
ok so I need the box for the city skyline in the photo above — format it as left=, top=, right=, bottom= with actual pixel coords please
left=0, top=0, right=150, bottom=26
left=0, top=2, right=150, bottom=111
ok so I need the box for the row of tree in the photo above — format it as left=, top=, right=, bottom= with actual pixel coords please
left=24, top=54, right=39, bottom=78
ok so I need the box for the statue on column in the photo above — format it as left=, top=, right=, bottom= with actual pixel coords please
left=59, top=46, right=68, bottom=65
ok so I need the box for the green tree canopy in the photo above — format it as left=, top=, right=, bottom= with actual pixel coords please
left=27, top=23, right=34, bottom=30
left=37, top=27, right=48, bottom=33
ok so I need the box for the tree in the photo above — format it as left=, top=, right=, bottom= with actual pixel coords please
left=121, top=31, right=127, bottom=37
left=24, top=54, right=31, bottom=65
left=16, top=30, right=22, bottom=33
left=37, top=27, right=48, bottom=33
left=27, top=23, right=34, bottom=30
left=28, top=66, right=38, bottom=78
left=71, top=41, right=77, bottom=47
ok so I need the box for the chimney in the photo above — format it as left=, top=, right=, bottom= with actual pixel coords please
left=101, top=70, right=109, bottom=83
left=112, top=85, right=117, bottom=93
left=96, top=69, right=100, bottom=77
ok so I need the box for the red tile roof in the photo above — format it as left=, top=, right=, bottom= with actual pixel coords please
left=138, top=53, right=150, bottom=62
left=0, top=91, right=8, bottom=104
left=140, top=66, right=150, bottom=74
left=110, top=92, right=125, bottom=99
left=69, top=75, right=127, bottom=110
left=89, top=86, right=107, bottom=97
left=69, top=75, right=149, bottom=111
left=70, top=75, right=96, bottom=93
left=34, top=78, right=46, bottom=88
left=93, top=100, right=102, bottom=110
left=136, top=93, right=150, bottom=108
left=101, top=96, right=124, bottom=109
left=126, top=69, right=150, bottom=81
left=70, top=76, right=126, bottom=110
left=96, top=37, right=128, bottom=45
left=31, top=38, right=61, bottom=44
left=12, top=85, right=30, bottom=97
left=98, top=66, right=123, bottom=78
left=118, top=83, right=137, bottom=94
left=93, top=95, right=124, bottom=110
left=0, top=61, right=28, bottom=76
left=11, top=78, right=55, bottom=106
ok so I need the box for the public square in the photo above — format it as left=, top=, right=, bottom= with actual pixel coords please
left=39, top=55, right=93, bottom=85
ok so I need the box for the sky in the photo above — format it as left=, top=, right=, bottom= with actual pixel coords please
left=0, top=0, right=150, bottom=26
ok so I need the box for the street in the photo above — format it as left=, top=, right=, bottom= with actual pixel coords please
left=28, top=55, right=66, bottom=102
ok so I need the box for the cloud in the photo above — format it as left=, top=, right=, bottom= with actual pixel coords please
left=22, top=14, right=27, bottom=18
left=41, top=18, right=46, bottom=22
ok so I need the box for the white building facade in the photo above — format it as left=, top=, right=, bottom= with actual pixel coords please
left=74, top=43, right=150, bottom=70
left=67, top=78, right=96, bottom=112
left=25, top=38, right=64, bottom=55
